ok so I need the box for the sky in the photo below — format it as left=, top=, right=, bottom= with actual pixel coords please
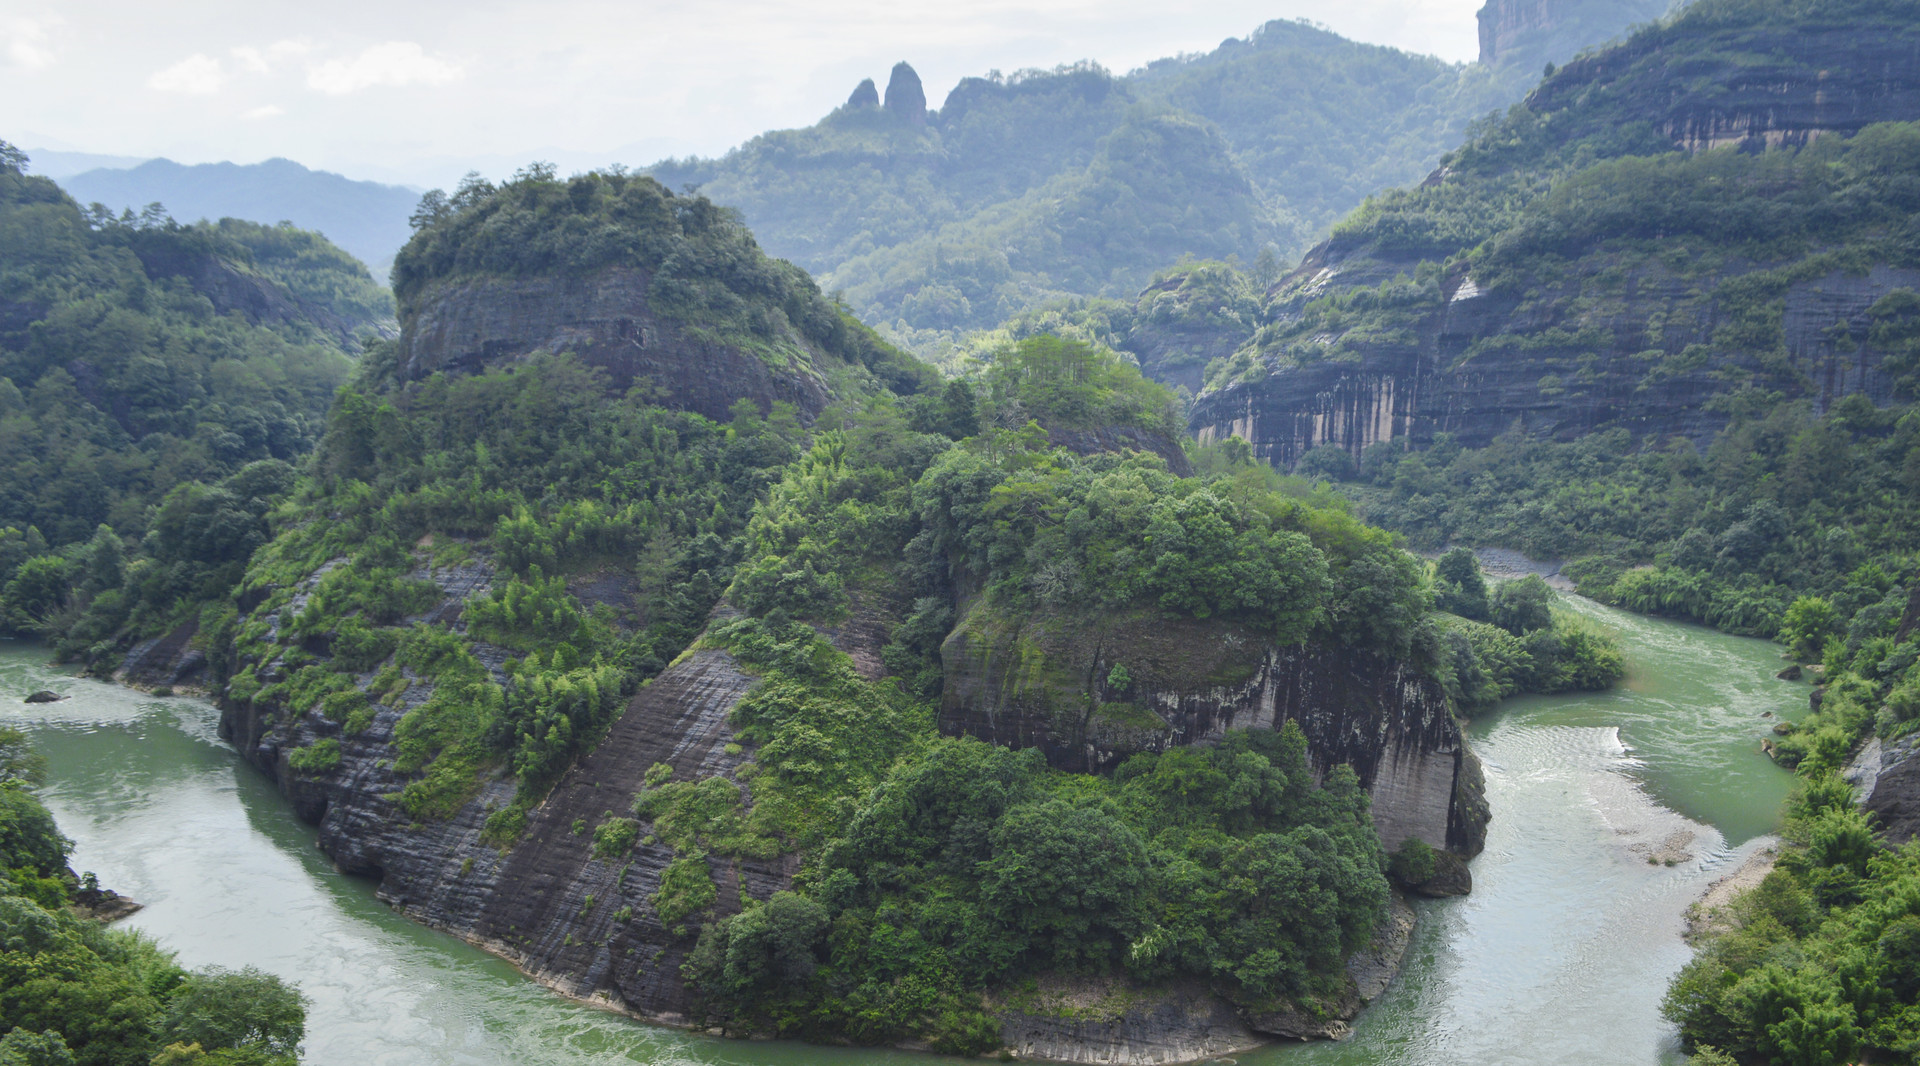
left=2, top=0, right=1487, bottom=190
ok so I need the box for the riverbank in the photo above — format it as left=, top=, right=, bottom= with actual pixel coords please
left=9, top=589, right=1811, bottom=1066
left=1685, top=842, right=1779, bottom=941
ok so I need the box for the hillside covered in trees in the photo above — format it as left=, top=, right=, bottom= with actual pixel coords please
left=0, top=160, right=1615, bottom=1057
left=0, top=142, right=391, bottom=648
left=646, top=0, right=1665, bottom=353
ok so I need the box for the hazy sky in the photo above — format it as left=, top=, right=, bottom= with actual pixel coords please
left=3, top=0, right=1485, bottom=189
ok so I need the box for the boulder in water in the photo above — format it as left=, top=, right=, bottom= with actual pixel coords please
left=1405, top=849, right=1474, bottom=897
left=23, top=690, right=65, bottom=704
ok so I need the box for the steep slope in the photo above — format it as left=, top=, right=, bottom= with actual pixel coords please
left=1186, top=0, right=1920, bottom=469
left=59, top=156, right=420, bottom=281
left=211, top=172, right=1498, bottom=1059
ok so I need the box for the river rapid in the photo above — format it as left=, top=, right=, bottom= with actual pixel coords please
left=0, top=594, right=1805, bottom=1066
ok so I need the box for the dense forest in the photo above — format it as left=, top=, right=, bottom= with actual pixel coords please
left=0, top=144, right=391, bottom=658
left=1033, top=0, right=1920, bottom=1058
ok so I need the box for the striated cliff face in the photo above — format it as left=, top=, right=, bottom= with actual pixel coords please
left=1536, top=12, right=1920, bottom=153
left=399, top=267, right=832, bottom=421
left=939, top=606, right=1489, bottom=855
left=1475, top=0, right=1667, bottom=69
left=220, top=565, right=781, bottom=1025
left=1193, top=260, right=1920, bottom=469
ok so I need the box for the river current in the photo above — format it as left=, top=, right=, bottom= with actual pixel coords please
left=0, top=595, right=1804, bottom=1066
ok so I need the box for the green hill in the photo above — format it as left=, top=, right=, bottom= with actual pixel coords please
left=647, top=4, right=1667, bottom=354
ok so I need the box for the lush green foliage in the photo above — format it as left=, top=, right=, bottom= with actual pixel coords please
left=0, top=734, right=307, bottom=1065
left=976, top=335, right=1181, bottom=436
left=0, top=142, right=393, bottom=664
left=679, top=618, right=1387, bottom=1047
left=642, top=361, right=1430, bottom=1047
left=224, top=354, right=811, bottom=825
left=1664, top=779, right=1920, bottom=1064
left=1428, top=557, right=1625, bottom=708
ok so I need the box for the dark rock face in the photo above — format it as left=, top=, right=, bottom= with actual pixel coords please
left=1539, top=14, right=1920, bottom=153
left=1475, top=0, right=1666, bottom=68
left=1193, top=262, right=1920, bottom=469
left=883, top=62, right=927, bottom=124
left=846, top=78, right=879, bottom=109
left=1848, top=733, right=1920, bottom=845
left=223, top=641, right=777, bottom=1025
left=398, top=267, right=831, bottom=423
left=994, top=978, right=1260, bottom=1064
left=119, top=619, right=207, bottom=690
left=1402, top=849, right=1474, bottom=897
left=940, top=607, right=1488, bottom=855
left=1039, top=419, right=1194, bottom=476
left=219, top=557, right=785, bottom=1026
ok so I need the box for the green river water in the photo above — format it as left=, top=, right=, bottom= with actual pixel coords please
left=0, top=594, right=1807, bottom=1066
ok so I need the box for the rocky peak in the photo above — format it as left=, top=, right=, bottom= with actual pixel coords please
left=1476, top=0, right=1666, bottom=71
left=846, top=77, right=879, bottom=109
left=883, top=61, right=927, bottom=124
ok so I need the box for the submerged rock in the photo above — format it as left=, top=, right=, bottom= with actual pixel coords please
left=23, top=690, right=64, bottom=704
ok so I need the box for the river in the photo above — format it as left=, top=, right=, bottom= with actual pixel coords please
left=0, top=594, right=1805, bottom=1066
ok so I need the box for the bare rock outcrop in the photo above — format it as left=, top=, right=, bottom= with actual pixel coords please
left=940, top=606, right=1489, bottom=856
left=399, top=266, right=832, bottom=422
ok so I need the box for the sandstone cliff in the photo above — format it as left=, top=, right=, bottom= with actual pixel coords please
left=399, top=267, right=832, bottom=422
left=1182, top=0, right=1920, bottom=470
left=939, top=604, right=1489, bottom=855
left=1192, top=261, right=1920, bottom=468
left=220, top=566, right=776, bottom=1024
left=1476, top=0, right=1666, bottom=69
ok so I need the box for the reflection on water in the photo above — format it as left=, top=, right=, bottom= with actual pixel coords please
left=1, top=596, right=1804, bottom=1066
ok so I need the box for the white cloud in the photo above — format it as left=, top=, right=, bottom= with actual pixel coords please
left=149, top=53, right=226, bottom=94
left=306, top=41, right=463, bottom=95
left=2, top=17, right=58, bottom=70
left=231, top=39, right=311, bottom=74
left=242, top=104, right=285, bottom=119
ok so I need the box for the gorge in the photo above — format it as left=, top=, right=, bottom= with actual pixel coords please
left=7, top=585, right=1804, bottom=1065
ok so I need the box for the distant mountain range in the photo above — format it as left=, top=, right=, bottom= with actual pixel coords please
left=22, top=0, right=1663, bottom=303
left=51, top=156, right=420, bottom=281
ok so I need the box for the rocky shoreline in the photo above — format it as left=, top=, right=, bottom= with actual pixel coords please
left=1685, top=842, right=1778, bottom=941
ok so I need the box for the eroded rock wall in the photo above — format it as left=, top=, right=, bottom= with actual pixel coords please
left=940, top=606, right=1489, bottom=855
left=1193, top=263, right=1920, bottom=469
left=219, top=581, right=781, bottom=1024
left=399, top=267, right=831, bottom=422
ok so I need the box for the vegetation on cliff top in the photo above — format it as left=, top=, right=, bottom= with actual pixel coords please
left=669, top=411, right=1399, bottom=1048
left=392, top=166, right=934, bottom=397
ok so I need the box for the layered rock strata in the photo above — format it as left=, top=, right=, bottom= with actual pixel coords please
left=399, top=267, right=832, bottom=421
left=940, top=607, right=1489, bottom=855
left=1193, top=263, right=1920, bottom=469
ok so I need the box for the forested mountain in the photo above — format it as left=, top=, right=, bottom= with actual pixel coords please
left=0, top=141, right=388, bottom=643
left=0, top=161, right=1613, bottom=1058
left=647, top=0, right=1669, bottom=352
left=960, top=0, right=1920, bottom=1056
left=58, top=156, right=420, bottom=281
